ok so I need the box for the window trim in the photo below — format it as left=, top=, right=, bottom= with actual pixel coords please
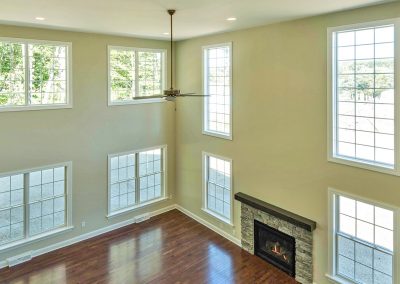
left=202, top=42, right=233, bottom=140
left=0, top=161, right=73, bottom=252
left=201, top=151, right=233, bottom=226
left=107, top=145, right=168, bottom=218
left=0, top=37, right=73, bottom=112
left=107, top=45, right=167, bottom=106
left=327, top=19, right=400, bottom=176
left=327, top=188, right=400, bottom=284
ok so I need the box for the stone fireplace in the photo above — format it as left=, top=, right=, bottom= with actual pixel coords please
left=235, top=192, right=316, bottom=284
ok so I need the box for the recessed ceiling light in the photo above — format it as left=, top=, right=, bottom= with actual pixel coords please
left=226, top=17, right=237, bottom=21
left=163, top=32, right=170, bottom=35
left=35, top=17, right=45, bottom=21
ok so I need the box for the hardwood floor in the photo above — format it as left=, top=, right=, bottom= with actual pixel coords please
left=0, top=210, right=298, bottom=284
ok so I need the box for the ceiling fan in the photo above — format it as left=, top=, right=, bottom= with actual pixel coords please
left=133, top=9, right=207, bottom=102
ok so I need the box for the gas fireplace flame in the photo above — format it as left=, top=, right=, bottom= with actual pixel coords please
left=270, top=242, right=289, bottom=263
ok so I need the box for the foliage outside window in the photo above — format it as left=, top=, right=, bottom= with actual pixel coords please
left=328, top=21, right=399, bottom=173
left=0, top=39, right=70, bottom=110
left=108, top=46, right=165, bottom=104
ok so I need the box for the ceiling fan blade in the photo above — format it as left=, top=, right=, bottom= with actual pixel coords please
left=179, top=94, right=210, bottom=97
left=132, top=95, right=166, bottom=100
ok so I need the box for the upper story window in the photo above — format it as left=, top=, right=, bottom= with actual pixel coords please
left=0, top=38, right=71, bottom=112
left=203, top=43, right=232, bottom=140
left=328, top=20, right=399, bottom=174
left=0, top=162, right=72, bottom=250
left=328, top=190, right=396, bottom=284
left=108, top=46, right=166, bottom=105
left=202, top=152, right=233, bottom=224
left=108, top=146, right=166, bottom=217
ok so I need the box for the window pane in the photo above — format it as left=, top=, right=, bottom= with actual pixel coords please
left=110, top=153, right=137, bottom=212
left=28, top=166, right=66, bottom=236
left=0, top=173, right=24, bottom=245
left=28, top=44, right=67, bottom=105
left=335, top=194, right=394, bottom=284
left=333, top=25, right=395, bottom=168
left=375, top=226, right=393, bottom=251
left=338, top=255, right=354, bottom=279
left=374, top=250, right=392, bottom=276
left=355, top=263, right=373, bottom=284
left=204, top=45, right=231, bottom=136
left=138, top=148, right=163, bottom=204
left=355, top=242, right=373, bottom=267
left=375, top=207, right=393, bottom=230
left=138, top=51, right=163, bottom=97
left=0, top=42, right=25, bottom=107
left=338, top=235, right=354, bottom=259
left=339, top=196, right=355, bottom=217
left=205, top=155, right=232, bottom=222
left=109, top=49, right=135, bottom=102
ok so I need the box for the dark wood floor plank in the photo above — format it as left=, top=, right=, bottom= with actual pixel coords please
left=0, top=210, right=298, bottom=284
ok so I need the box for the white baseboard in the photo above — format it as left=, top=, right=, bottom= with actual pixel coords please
left=175, top=205, right=242, bottom=247
left=0, top=204, right=176, bottom=269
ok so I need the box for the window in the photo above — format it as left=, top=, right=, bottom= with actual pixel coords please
left=0, top=163, right=72, bottom=250
left=108, top=46, right=166, bottom=105
left=202, top=152, right=232, bottom=224
left=0, top=38, right=71, bottom=111
left=328, top=20, right=399, bottom=174
left=329, top=190, right=397, bottom=284
left=108, top=146, right=166, bottom=216
left=203, top=43, right=232, bottom=139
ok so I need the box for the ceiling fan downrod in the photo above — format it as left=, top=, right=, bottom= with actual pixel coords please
left=164, top=9, right=180, bottom=96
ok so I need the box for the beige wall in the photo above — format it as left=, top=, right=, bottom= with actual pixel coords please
left=0, top=25, right=176, bottom=261
left=175, top=2, right=400, bottom=283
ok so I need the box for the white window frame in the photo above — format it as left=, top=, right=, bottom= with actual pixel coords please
left=202, top=152, right=233, bottom=225
left=107, top=145, right=168, bottom=218
left=202, top=42, right=233, bottom=140
left=327, top=19, right=400, bottom=176
left=327, top=188, right=400, bottom=284
left=0, top=162, right=73, bottom=252
left=107, top=45, right=167, bottom=106
left=0, top=37, right=73, bottom=112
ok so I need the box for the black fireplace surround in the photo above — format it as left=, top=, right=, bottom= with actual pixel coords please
left=254, top=220, right=296, bottom=277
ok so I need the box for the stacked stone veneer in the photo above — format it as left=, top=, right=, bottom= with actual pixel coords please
left=241, top=203, right=313, bottom=284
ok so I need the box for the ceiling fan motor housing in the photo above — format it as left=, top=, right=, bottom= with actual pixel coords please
left=164, top=88, right=181, bottom=96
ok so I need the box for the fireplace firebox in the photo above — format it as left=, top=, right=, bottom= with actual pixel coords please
left=254, top=219, right=296, bottom=277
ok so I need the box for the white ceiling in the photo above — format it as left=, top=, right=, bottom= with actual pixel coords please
left=0, top=0, right=393, bottom=40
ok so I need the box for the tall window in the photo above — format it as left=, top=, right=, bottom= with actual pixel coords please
left=108, top=146, right=166, bottom=216
left=329, top=190, right=396, bottom=284
left=328, top=21, right=398, bottom=173
left=202, top=153, right=232, bottom=224
left=108, top=46, right=165, bottom=104
left=0, top=163, right=72, bottom=249
left=0, top=38, right=71, bottom=111
left=203, top=43, right=232, bottom=139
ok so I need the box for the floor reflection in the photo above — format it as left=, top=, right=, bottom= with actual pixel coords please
left=207, top=243, right=235, bottom=284
left=8, top=263, right=66, bottom=284
left=108, top=227, right=162, bottom=284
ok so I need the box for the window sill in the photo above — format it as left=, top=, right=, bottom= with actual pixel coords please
left=0, top=226, right=74, bottom=253
left=325, top=274, right=355, bottom=284
left=107, top=196, right=169, bottom=219
left=0, top=104, right=73, bottom=113
left=108, top=98, right=167, bottom=106
left=201, top=208, right=233, bottom=226
left=328, top=155, right=398, bottom=177
left=202, top=130, right=232, bottom=141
